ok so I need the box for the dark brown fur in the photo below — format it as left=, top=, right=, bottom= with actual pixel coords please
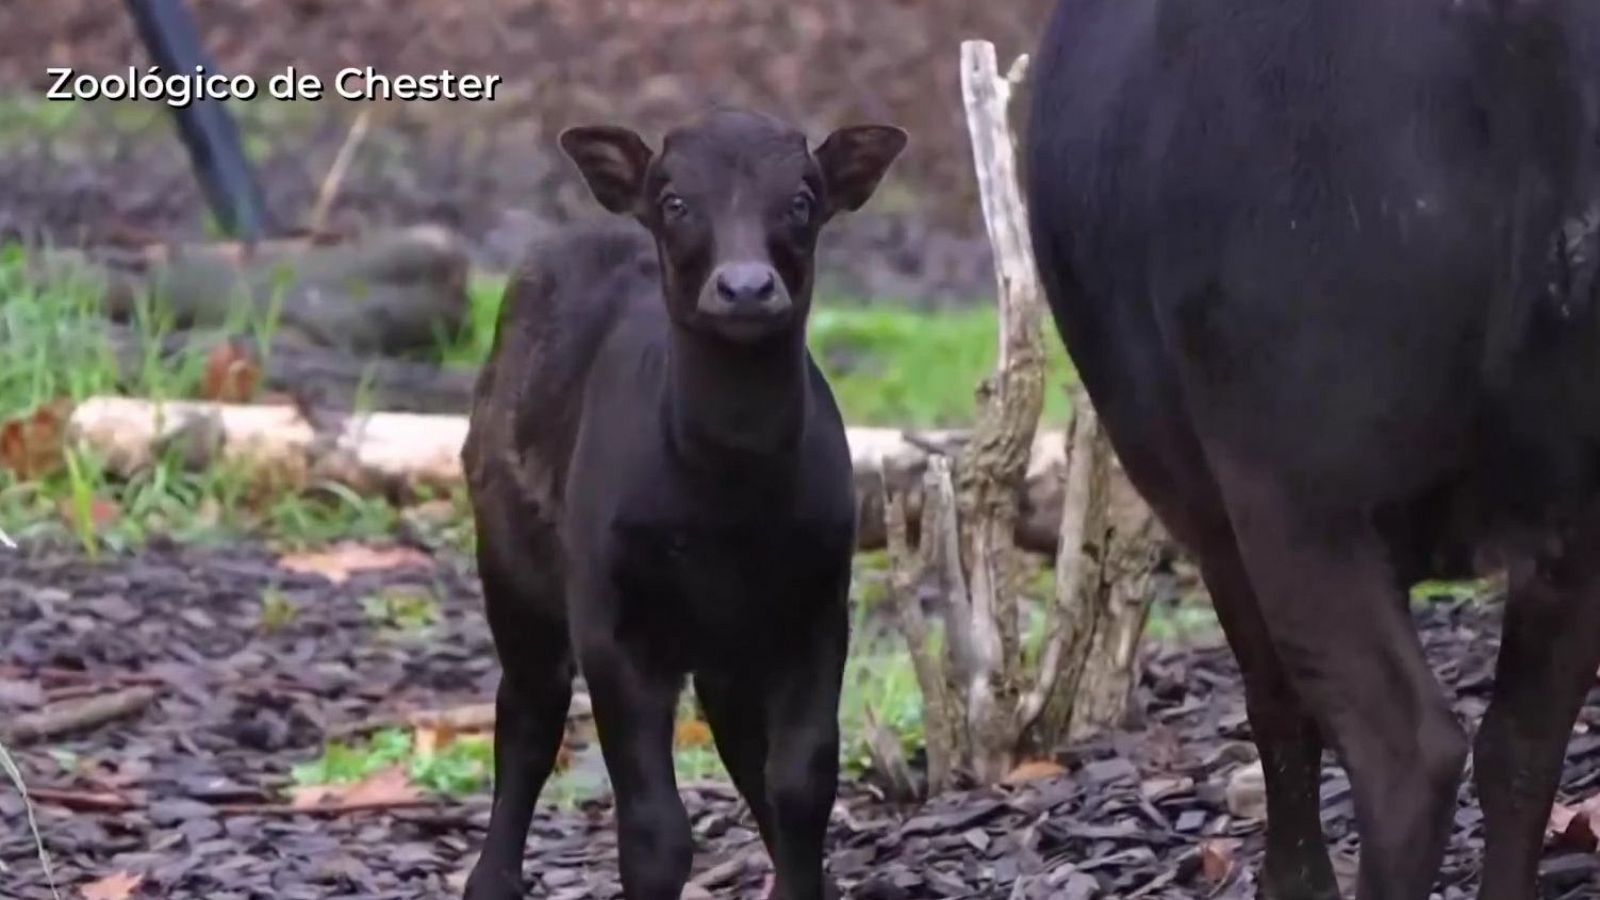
left=1026, top=1, right=1600, bottom=897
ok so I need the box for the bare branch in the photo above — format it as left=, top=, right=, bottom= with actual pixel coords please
left=1015, top=398, right=1103, bottom=732
left=956, top=39, right=1048, bottom=781
left=881, top=459, right=957, bottom=792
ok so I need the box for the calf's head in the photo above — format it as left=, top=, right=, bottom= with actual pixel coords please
left=559, top=109, right=906, bottom=342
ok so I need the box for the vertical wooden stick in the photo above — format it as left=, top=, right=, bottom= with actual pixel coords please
left=955, top=39, right=1048, bottom=781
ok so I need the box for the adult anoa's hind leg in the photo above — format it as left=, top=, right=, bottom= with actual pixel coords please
left=1081, top=397, right=1338, bottom=897
left=1475, top=511, right=1600, bottom=900
left=1215, top=461, right=1466, bottom=900
left=464, top=516, right=575, bottom=900
left=1198, top=539, right=1340, bottom=900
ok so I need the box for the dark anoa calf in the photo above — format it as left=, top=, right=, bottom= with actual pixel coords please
left=459, top=109, right=905, bottom=900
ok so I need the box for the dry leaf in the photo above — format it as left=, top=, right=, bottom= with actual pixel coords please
left=0, top=397, right=73, bottom=480
left=277, top=541, right=432, bottom=585
left=290, top=765, right=421, bottom=810
left=1548, top=802, right=1578, bottom=839
left=1140, top=775, right=1193, bottom=801
left=414, top=723, right=456, bottom=757
left=1003, top=759, right=1066, bottom=785
left=81, top=870, right=144, bottom=900
left=1200, top=838, right=1240, bottom=883
left=1548, top=796, right=1600, bottom=852
left=200, top=340, right=261, bottom=403
left=674, top=718, right=713, bottom=749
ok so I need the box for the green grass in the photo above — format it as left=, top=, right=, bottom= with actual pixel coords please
left=0, top=244, right=418, bottom=554
left=810, top=304, right=1077, bottom=428
left=290, top=727, right=494, bottom=797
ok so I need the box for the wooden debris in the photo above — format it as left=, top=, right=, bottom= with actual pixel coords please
left=3, top=686, right=159, bottom=745
left=23, top=787, right=140, bottom=813
left=64, top=393, right=1137, bottom=550
left=861, top=704, right=921, bottom=803
left=1224, top=761, right=1268, bottom=821
left=874, top=39, right=1159, bottom=792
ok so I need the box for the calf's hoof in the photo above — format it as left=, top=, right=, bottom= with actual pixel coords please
left=763, top=879, right=841, bottom=900
left=462, top=863, right=524, bottom=900
left=1258, top=874, right=1344, bottom=900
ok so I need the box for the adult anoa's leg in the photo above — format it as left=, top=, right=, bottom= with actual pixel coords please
left=1475, top=508, right=1600, bottom=900
left=1216, top=461, right=1465, bottom=900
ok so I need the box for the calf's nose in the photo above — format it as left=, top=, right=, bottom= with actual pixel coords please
left=715, top=264, right=777, bottom=307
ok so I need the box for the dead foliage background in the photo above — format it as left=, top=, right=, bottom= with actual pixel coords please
left=0, top=0, right=1054, bottom=304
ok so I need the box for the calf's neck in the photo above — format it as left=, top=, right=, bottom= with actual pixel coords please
left=459, top=108, right=905, bottom=900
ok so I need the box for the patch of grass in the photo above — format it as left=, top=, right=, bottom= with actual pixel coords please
left=290, top=727, right=493, bottom=797
left=0, top=245, right=417, bottom=552
left=672, top=745, right=730, bottom=784
left=809, top=304, right=1077, bottom=428
left=838, top=639, right=923, bottom=777
left=0, top=94, right=324, bottom=150
left=258, top=585, right=299, bottom=633
left=361, top=585, right=441, bottom=633
left=1410, top=577, right=1498, bottom=607
left=1143, top=592, right=1223, bottom=644
left=438, top=273, right=512, bottom=370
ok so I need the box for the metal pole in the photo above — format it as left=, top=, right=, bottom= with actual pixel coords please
left=121, top=0, right=276, bottom=241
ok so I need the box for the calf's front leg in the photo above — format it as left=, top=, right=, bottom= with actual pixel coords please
left=579, top=623, right=693, bottom=900
left=760, top=597, right=849, bottom=900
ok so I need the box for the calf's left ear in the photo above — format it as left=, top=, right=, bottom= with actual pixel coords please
left=559, top=125, right=655, bottom=216
left=814, top=125, right=909, bottom=215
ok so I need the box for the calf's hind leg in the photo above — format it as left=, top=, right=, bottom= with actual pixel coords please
left=464, top=518, right=575, bottom=900
left=1217, top=465, right=1467, bottom=900
left=695, top=670, right=776, bottom=844
left=1475, top=512, right=1600, bottom=900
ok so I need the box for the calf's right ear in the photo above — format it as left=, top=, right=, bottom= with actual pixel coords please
left=558, top=126, right=654, bottom=216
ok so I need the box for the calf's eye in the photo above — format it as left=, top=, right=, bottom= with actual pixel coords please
left=789, top=192, right=814, bottom=225
left=661, top=194, right=690, bottom=221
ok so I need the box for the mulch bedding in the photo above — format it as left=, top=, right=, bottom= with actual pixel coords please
left=1, top=540, right=1598, bottom=899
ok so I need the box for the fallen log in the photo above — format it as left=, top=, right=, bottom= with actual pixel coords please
left=30, top=225, right=472, bottom=356
left=64, top=395, right=1143, bottom=554
left=102, top=325, right=479, bottom=414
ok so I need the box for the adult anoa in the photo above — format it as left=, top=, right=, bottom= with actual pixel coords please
left=1026, top=1, right=1600, bottom=897
left=460, top=108, right=906, bottom=900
